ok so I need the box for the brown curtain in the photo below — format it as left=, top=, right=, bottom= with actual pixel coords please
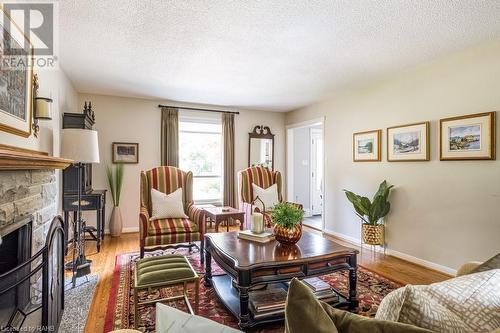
left=160, top=107, right=179, bottom=167
left=222, top=112, right=235, bottom=207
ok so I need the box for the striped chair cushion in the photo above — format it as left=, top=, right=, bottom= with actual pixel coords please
left=148, top=218, right=199, bottom=236
left=144, top=233, right=200, bottom=247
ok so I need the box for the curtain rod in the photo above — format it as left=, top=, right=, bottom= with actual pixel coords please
left=158, top=104, right=239, bottom=115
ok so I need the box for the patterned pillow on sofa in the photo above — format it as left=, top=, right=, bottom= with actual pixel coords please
left=375, top=269, right=500, bottom=333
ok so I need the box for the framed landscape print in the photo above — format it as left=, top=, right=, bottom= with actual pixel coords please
left=440, top=112, right=496, bottom=161
left=112, top=142, right=139, bottom=163
left=0, top=17, right=34, bottom=137
left=353, top=129, right=381, bottom=161
left=387, top=122, right=429, bottom=161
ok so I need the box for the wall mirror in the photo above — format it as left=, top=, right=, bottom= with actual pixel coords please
left=248, top=125, right=275, bottom=170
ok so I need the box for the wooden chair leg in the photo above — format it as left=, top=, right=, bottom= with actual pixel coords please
left=134, top=288, right=139, bottom=329
left=200, top=238, right=205, bottom=265
left=195, top=278, right=200, bottom=314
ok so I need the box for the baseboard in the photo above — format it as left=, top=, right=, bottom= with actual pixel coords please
left=323, top=229, right=457, bottom=276
left=104, top=227, right=139, bottom=234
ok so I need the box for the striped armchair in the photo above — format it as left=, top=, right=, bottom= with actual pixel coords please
left=139, top=166, right=205, bottom=260
left=238, top=166, right=302, bottom=229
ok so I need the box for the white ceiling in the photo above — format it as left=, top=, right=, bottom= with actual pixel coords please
left=59, top=0, right=500, bottom=112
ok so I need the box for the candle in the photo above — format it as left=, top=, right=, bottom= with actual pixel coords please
left=251, top=212, right=264, bottom=234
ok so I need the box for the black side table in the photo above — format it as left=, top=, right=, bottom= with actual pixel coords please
left=63, top=189, right=107, bottom=252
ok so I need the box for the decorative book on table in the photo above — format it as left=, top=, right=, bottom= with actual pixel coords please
left=237, top=230, right=275, bottom=243
left=300, top=277, right=339, bottom=303
left=303, top=277, right=331, bottom=292
left=249, top=288, right=287, bottom=313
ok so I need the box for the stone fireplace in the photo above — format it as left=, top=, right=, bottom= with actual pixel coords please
left=0, top=145, right=72, bottom=332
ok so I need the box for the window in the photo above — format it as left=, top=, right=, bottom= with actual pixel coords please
left=179, top=112, right=223, bottom=204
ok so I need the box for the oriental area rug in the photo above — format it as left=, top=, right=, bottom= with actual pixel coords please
left=104, top=249, right=402, bottom=332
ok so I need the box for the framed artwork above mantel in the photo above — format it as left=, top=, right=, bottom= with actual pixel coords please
left=0, top=12, right=34, bottom=138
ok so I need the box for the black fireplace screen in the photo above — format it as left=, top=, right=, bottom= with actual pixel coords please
left=0, top=216, right=65, bottom=332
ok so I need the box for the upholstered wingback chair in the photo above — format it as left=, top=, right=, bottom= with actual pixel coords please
left=139, top=166, right=205, bottom=259
left=238, top=166, right=302, bottom=229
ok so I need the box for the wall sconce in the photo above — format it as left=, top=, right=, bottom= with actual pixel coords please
left=32, top=74, right=53, bottom=137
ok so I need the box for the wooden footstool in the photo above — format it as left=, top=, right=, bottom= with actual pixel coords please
left=133, top=254, right=200, bottom=329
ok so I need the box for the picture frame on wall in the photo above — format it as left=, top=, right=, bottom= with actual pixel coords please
left=440, top=112, right=496, bottom=161
left=0, top=15, right=34, bottom=138
left=387, top=122, right=430, bottom=162
left=353, top=129, right=381, bottom=162
left=112, top=142, right=139, bottom=163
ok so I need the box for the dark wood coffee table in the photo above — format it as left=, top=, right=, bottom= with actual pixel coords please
left=204, top=231, right=359, bottom=329
left=203, top=206, right=245, bottom=232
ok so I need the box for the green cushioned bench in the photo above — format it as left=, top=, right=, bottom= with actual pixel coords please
left=133, top=254, right=199, bottom=329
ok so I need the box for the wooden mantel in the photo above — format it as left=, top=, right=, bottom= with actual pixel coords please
left=0, top=144, right=73, bottom=170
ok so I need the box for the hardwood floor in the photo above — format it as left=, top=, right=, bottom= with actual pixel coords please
left=77, top=226, right=451, bottom=333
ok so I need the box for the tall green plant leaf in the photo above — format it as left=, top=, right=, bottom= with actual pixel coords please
left=106, top=165, right=116, bottom=206
left=106, top=163, right=124, bottom=207
left=115, top=163, right=124, bottom=206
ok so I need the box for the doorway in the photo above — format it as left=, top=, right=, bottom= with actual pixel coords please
left=287, top=118, right=325, bottom=231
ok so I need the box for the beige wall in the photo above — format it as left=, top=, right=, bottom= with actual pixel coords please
left=286, top=41, right=500, bottom=273
left=0, top=68, right=78, bottom=212
left=77, top=93, right=286, bottom=232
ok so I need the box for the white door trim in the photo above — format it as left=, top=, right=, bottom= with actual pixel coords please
left=310, top=127, right=323, bottom=215
left=286, top=117, right=326, bottom=231
left=286, top=117, right=325, bottom=130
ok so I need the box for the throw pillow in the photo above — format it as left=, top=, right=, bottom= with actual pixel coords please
left=376, top=269, right=500, bottom=333
left=470, top=253, right=500, bottom=274
left=285, top=278, right=338, bottom=333
left=252, top=183, right=279, bottom=211
left=156, top=303, right=241, bottom=332
left=150, top=188, right=188, bottom=220
left=321, top=302, right=433, bottom=333
left=285, top=278, right=433, bottom=333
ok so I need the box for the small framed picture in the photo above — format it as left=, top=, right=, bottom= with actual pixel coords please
left=112, top=142, right=139, bottom=163
left=353, top=130, right=381, bottom=162
left=387, top=122, right=430, bottom=162
left=440, top=112, right=496, bottom=161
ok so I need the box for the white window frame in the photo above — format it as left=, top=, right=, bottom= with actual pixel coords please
left=179, top=111, right=223, bottom=206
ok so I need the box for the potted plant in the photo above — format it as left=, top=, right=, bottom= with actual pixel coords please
left=270, top=202, right=305, bottom=245
left=343, top=181, right=393, bottom=246
left=106, top=163, right=124, bottom=237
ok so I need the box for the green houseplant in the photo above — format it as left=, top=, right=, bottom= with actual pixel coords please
left=270, top=202, right=305, bottom=245
left=106, top=163, right=124, bottom=237
left=343, top=180, right=393, bottom=245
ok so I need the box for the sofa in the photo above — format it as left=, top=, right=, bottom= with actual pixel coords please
left=286, top=254, right=500, bottom=333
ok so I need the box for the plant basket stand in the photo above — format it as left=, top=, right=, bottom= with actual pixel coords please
left=360, top=223, right=386, bottom=257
